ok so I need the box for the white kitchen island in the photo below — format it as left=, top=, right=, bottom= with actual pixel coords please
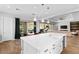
left=21, top=33, right=67, bottom=54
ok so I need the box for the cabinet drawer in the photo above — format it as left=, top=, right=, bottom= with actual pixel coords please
left=51, top=40, right=63, bottom=54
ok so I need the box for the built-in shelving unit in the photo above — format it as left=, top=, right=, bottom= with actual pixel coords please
left=70, top=21, right=79, bottom=32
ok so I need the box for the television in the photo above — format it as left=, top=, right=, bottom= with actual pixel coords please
left=60, top=25, right=67, bottom=29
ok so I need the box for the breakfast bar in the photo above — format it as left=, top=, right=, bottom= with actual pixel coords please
left=21, top=32, right=67, bottom=54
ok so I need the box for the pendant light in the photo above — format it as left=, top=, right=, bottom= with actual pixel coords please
left=34, top=17, right=37, bottom=21
left=47, top=20, right=50, bottom=23
left=41, top=19, right=45, bottom=22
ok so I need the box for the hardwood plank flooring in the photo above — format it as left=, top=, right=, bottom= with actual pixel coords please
left=0, top=35, right=79, bottom=54
left=62, top=35, right=79, bottom=54
left=0, top=40, right=21, bottom=54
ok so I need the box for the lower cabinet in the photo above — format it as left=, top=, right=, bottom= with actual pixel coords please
left=21, top=39, right=64, bottom=54
left=51, top=41, right=63, bottom=54
left=53, top=41, right=63, bottom=54
left=40, top=40, right=63, bottom=54
left=21, top=33, right=66, bottom=54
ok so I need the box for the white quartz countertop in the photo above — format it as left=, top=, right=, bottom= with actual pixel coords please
left=21, top=33, right=66, bottom=50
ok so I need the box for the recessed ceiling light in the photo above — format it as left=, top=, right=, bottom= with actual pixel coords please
left=16, top=8, right=20, bottom=10
left=7, top=5, right=10, bottom=8
left=41, top=4, right=44, bottom=6
left=34, top=6, right=37, bottom=9
left=47, top=6, right=50, bottom=10
left=32, top=13, right=36, bottom=15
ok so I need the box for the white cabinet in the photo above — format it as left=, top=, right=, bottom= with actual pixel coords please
left=21, top=33, right=67, bottom=54
left=0, top=15, right=15, bottom=41
left=40, top=40, right=63, bottom=54
left=52, top=40, right=63, bottom=54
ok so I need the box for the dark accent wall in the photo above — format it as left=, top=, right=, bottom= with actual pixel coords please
left=15, top=18, right=20, bottom=39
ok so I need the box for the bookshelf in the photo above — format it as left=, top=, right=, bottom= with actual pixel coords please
left=70, top=21, right=79, bottom=32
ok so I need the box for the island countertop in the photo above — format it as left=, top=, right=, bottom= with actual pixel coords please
left=21, top=32, right=67, bottom=50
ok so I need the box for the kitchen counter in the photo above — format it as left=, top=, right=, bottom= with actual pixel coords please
left=21, top=32, right=67, bottom=54
left=25, top=30, right=69, bottom=36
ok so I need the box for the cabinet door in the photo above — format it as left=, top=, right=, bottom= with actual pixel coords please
left=50, top=40, right=63, bottom=54
left=54, top=40, right=63, bottom=54
left=51, top=43, right=58, bottom=54
left=0, top=16, right=3, bottom=40
left=2, top=16, right=15, bottom=41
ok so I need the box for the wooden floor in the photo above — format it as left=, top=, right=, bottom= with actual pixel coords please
left=0, top=40, right=21, bottom=54
left=62, top=35, right=79, bottom=54
left=0, top=35, right=79, bottom=54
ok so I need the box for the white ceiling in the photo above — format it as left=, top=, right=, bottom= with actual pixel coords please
left=0, top=4, right=79, bottom=20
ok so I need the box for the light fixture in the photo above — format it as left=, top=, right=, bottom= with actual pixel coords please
left=34, top=17, right=37, bottom=21
left=16, top=8, right=20, bottom=11
left=47, top=20, right=50, bottom=23
left=41, top=4, right=44, bottom=6
left=32, top=13, right=36, bottom=16
left=34, top=6, right=37, bottom=9
left=7, top=5, right=10, bottom=8
left=59, top=17, right=64, bottom=20
left=41, top=19, right=45, bottom=22
left=47, top=6, right=50, bottom=10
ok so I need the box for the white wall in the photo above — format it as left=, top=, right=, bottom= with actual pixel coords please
left=0, top=13, right=15, bottom=41
left=57, top=14, right=73, bottom=31
left=72, top=12, right=79, bottom=20
left=53, top=12, right=79, bottom=32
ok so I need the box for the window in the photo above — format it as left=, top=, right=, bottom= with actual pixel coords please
left=27, top=21, right=34, bottom=34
